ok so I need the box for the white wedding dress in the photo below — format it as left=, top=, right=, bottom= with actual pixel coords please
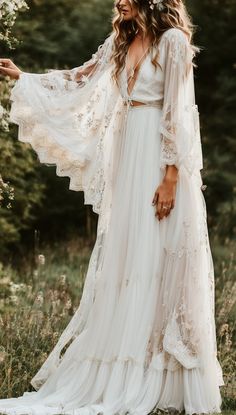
left=0, top=28, right=224, bottom=415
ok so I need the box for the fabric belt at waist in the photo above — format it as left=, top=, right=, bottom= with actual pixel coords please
left=123, top=99, right=163, bottom=109
left=121, top=97, right=163, bottom=138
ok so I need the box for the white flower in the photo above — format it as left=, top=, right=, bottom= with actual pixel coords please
left=10, top=283, right=21, bottom=293
left=0, top=347, right=6, bottom=363
left=6, top=2, right=14, bottom=13
left=37, top=254, right=46, bottom=265
left=0, top=0, right=28, bottom=19
left=34, top=291, right=44, bottom=306
left=10, top=295, right=19, bottom=304
left=59, top=274, right=67, bottom=284
left=65, top=298, right=72, bottom=310
left=148, top=0, right=164, bottom=11
left=0, top=104, right=4, bottom=119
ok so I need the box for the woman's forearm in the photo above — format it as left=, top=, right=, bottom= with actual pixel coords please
left=164, top=165, right=179, bottom=183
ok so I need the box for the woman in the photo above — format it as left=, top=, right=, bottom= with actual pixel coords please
left=0, top=0, right=224, bottom=414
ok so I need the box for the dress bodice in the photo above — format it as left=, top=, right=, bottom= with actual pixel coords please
left=118, top=45, right=165, bottom=107
left=116, top=28, right=203, bottom=177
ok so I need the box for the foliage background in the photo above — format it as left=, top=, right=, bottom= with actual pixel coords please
left=0, top=0, right=235, bottom=411
left=0, top=0, right=235, bottom=254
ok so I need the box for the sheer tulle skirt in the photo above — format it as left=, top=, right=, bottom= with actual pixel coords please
left=0, top=106, right=223, bottom=415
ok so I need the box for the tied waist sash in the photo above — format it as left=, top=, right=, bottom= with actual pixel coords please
left=123, top=97, right=163, bottom=110
left=120, top=96, right=164, bottom=142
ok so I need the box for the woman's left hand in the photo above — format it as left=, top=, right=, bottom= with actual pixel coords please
left=152, top=166, right=178, bottom=221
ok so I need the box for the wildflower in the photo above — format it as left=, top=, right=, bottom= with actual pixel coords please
left=37, top=254, right=45, bottom=266
left=10, top=295, right=19, bottom=304
left=219, top=323, right=229, bottom=336
left=34, top=291, right=44, bottom=306
left=52, top=299, right=60, bottom=313
left=0, top=346, right=6, bottom=363
left=0, top=104, right=4, bottom=118
left=59, top=274, right=67, bottom=284
left=10, top=283, right=21, bottom=293
left=0, top=276, right=11, bottom=285
left=65, top=298, right=72, bottom=310
left=30, top=310, right=44, bottom=326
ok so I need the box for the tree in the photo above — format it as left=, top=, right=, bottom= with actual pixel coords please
left=189, top=0, right=236, bottom=239
left=0, top=0, right=45, bottom=257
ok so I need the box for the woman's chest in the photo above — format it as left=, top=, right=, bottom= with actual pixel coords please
left=118, top=53, right=165, bottom=103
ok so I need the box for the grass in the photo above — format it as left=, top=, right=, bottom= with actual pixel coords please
left=0, top=235, right=235, bottom=413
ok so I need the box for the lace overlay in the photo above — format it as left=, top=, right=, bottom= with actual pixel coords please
left=10, top=33, right=117, bottom=216
left=159, top=29, right=203, bottom=175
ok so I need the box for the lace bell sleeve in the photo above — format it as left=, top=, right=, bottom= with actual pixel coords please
left=9, top=33, right=116, bottom=214
left=159, top=28, right=203, bottom=176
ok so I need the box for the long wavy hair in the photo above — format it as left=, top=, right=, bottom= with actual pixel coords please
left=111, top=0, right=200, bottom=81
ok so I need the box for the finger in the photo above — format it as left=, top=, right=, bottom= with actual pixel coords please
left=162, top=200, right=172, bottom=210
left=166, top=204, right=172, bottom=213
left=155, top=202, right=162, bottom=218
left=159, top=203, right=171, bottom=218
left=160, top=207, right=171, bottom=220
left=156, top=200, right=162, bottom=214
left=0, top=67, right=10, bottom=74
left=0, top=60, right=11, bottom=68
left=158, top=211, right=165, bottom=221
left=0, top=58, right=11, bottom=64
left=160, top=201, right=169, bottom=212
left=0, top=67, right=18, bottom=79
left=0, top=67, right=14, bottom=75
left=152, top=190, right=159, bottom=206
left=161, top=210, right=169, bottom=219
left=164, top=209, right=171, bottom=218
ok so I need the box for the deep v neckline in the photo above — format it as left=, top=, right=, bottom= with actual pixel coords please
left=125, top=47, right=151, bottom=98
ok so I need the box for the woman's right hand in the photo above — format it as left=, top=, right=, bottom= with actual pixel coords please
left=0, top=59, right=22, bottom=80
